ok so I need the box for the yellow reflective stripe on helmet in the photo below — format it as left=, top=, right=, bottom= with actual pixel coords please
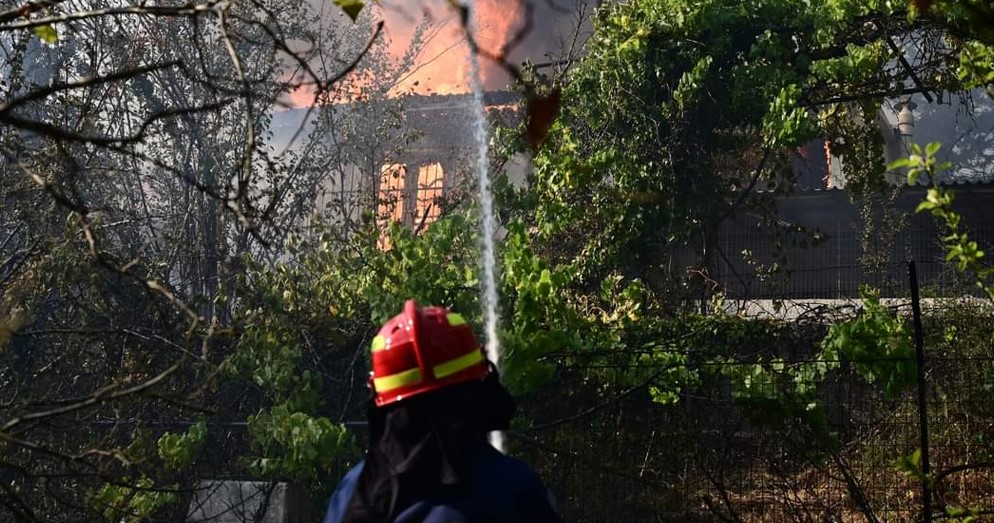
left=371, top=335, right=386, bottom=352
left=373, top=367, right=422, bottom=392
left=446, top=313, right=467, bottom=326
left=433, top=349, right=484, bottom=379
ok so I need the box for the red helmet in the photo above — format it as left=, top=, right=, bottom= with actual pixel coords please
left=369, top=300, right=490, bottom=407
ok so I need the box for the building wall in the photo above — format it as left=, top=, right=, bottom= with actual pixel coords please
left=270, top=92, right=522, bottom=232
left=715, top=186, right=994, bottom=299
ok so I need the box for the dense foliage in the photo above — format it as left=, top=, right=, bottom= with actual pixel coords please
left=3, top=0, right=994, bottom=520
left=506, top=0, right=989, bottom=309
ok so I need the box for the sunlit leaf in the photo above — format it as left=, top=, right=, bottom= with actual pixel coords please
left=887, top=158, right=912, bottom=170
left=334, top=0, right=364, bottom=21
left=31, top=24, right=58, bottom=44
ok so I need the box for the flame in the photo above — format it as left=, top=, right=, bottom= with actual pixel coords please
left=388, top=0, right=524, bottom=95
left=375, top=162, right=446, bottom=249
left=279, top=0, right=523, bottom=108
left=415, top=162, right=445, bottom=225
left=285, top=84, right=316, bottom=109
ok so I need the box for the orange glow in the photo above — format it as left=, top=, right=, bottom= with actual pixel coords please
left=414, top=163, right=445, bottom=227
left=387, top=0, right=524, bottom=95
left=376, top=162, right=448, bottom=248
left=377, top=163, right=407, bottom=250
left=378, top=163, right=408, bottom=225
left=823, top=140, right=833, bottom=189
left=279, top=1, right=523, bottom=107
left=285, top=83, right=317, bottom=108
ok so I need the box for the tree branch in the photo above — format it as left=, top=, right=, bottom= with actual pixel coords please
left=1, top=99, right=234, bottom=146
left=0, top=61, right=181, bottom=115
left=1, top=357, right=186, bottom=433
left=0, top=1, right=220, bottom=31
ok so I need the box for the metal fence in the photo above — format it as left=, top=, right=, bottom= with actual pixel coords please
left=154, top=313, right=993, bottom=522
left=511, top=367, right=994, bottom=522
left=509, top=270, right=994, bottom=522
left=127, top=259, right=993, bottom=522
left=715, top=222, right=994, bottom=300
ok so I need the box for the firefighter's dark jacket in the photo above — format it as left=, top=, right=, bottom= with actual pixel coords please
left=321, top=440, right=562, bottom=523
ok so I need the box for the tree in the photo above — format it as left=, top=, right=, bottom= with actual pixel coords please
left=479, top=0, right=994, bottom=518
left=506, top=0, right=977, bottom=312
left=0, top=0, right=410, bottom=519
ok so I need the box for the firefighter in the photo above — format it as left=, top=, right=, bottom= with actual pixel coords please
left=322, top=300, right=563, bottom=523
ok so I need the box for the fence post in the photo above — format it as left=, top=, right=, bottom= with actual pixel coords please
left=909, top=261, right=932, bottom=523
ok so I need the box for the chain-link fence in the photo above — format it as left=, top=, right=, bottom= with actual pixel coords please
left=509, top=276, right=994, bottom=522
left=133, top=256, right=994, bottom=523
left=715, top=219, right=994, bottom=300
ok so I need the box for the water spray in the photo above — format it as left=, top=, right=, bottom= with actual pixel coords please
left=463, top=0, right=504, bottom=453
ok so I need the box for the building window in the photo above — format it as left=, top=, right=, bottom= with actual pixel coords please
left=413, top=163, right=445, bottom=230
left=378, top=163, right=407, bottom=226
left=376, top=162, right=447, bottom=249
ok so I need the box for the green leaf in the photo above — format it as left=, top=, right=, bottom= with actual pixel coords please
left=31, top=24, right=58, bottom=44
left=907, top=168, right=922, bottom=186
left=887, top=158, right=912, bottom=170
left=334, top=0, right=364, bottom=21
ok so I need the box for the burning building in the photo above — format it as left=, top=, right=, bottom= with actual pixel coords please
left=269, top=91, right=522, bottom=232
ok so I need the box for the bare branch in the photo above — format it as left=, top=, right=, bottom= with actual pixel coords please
left=0, top=1, right=220, bottom=31
left=1, top=357, right=186, bottom=433
left=1, top=99, right=234, bottom=146
left=0, top=61, right=182, bottom=115
left=0, top=0, right=67, bottom=24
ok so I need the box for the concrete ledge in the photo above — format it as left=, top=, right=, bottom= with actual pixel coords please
left=718, top=297, right=992, bottom=321
left=186, top=481, right=311, bottom=523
